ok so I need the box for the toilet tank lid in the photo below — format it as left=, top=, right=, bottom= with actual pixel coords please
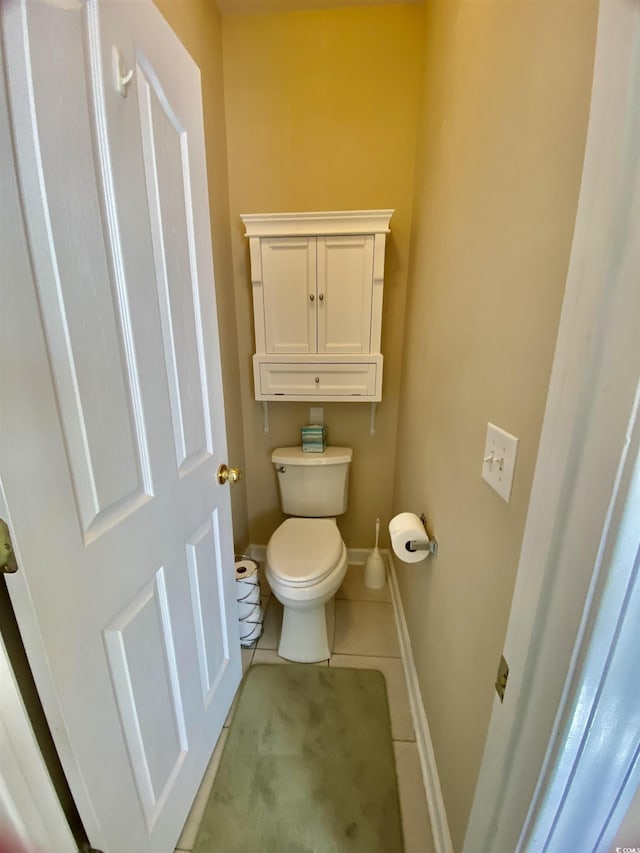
left=272, top=446, right=352, bottom=466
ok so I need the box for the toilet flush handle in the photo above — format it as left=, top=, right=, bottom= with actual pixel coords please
left=277, top=465, right=287, bottom=473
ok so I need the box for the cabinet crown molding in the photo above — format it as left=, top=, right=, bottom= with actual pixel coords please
left=241, top=209, right=393, bottom=238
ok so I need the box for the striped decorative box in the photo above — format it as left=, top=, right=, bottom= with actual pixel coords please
left=301, top=424, right=326, bottom=452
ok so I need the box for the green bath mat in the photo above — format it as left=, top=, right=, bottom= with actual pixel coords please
left=193, top=664, right=404, bottom=853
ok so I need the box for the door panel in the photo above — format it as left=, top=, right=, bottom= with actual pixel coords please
left=186, top=513, right=229, bottom=707
left=104, top=567, right=188, bottom=831
left=137, top=60, right=212, bottom=474
left=6, top=0, right=153, bottom=540
left=0, top=2, right=241, bottom=851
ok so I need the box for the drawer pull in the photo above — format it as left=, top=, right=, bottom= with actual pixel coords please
left=315, top=376, right=320, bottom=383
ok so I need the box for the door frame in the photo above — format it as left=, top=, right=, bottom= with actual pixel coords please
left=1, top=480, right=78, bottom=853
left=0, top=628, right=76, bottom=853
left=463, top=0, right=640, bottom=849
left=0, top=478, right=75, bottom=853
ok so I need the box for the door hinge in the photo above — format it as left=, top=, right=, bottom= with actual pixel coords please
left=0, top=519, right=18, bottom=574
left=495, top=654, right=509, bottom=702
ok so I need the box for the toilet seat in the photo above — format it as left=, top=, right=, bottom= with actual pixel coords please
left=267, top=518, right=343, bottom=587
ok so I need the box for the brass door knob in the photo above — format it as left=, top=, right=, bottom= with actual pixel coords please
left=217, top=464, right=243, bottom=485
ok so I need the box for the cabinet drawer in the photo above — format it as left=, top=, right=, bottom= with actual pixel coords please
left=259, top=363, right=377, bottom=397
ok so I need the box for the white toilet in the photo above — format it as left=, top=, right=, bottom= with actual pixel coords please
left=266, top=446, right=352, bottom=663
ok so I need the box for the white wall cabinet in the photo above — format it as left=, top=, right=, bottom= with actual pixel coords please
left=242, top=210, right=393, bottom=402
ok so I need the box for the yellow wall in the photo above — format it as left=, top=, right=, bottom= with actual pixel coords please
left=153, top=0, right=249, bottom=550
left=222, top=4, right=425, bottom=548
left=393, top=0, right=598, bottom=846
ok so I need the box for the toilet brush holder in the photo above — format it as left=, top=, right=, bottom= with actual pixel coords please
left=364, top=518, right=386, bottom=589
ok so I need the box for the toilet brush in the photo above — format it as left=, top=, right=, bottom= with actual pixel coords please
left=364, top=518, right=386, bottom=589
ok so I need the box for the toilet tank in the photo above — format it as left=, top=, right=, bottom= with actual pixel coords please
left=272, top=447, right=352, bottom=517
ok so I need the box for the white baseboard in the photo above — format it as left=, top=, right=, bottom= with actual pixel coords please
left=248, top=541, right=453, bottom=853
left=386, top=550, right=454, bottom=853
left=347, top=547, right=370, bottom=564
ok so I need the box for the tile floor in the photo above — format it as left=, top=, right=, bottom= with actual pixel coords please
left=176, top=565, right=435, bottom=853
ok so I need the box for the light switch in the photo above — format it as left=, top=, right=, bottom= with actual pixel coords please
left=482, top=423, right=519, bottom=502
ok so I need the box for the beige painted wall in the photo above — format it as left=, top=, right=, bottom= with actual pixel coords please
left=153, top=0, right=249, bottom=550
left=392, top=0, right=598, bottom=847
left=222, top=4, right=424, bottom=548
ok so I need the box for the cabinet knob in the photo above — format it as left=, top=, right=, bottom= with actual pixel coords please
left=309, top=293, right=315, bottom=302
left=315, top=376, right=320, bottom=383
left=318, top=293, right=324, bottom=301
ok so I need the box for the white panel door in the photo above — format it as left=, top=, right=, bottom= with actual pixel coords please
left=317, top=235, right=374, bottom=354
left=261, top=237, right=317, bottom=353
left=0, top=2, right=241, bottom=852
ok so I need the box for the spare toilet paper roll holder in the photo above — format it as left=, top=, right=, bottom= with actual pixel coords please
left=407, top=513, right=438, bottom=557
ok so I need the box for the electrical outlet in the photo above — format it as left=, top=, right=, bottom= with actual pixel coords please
left=482, top=423, right=519, bottom=502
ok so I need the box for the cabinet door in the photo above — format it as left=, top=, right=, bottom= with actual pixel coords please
left=261, top=237, right=316, bottom=353
left=317, top=235, right=374, bottom=354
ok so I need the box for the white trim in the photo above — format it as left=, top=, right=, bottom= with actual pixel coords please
left=387, top=551, right=454, bottom=853
left=345, top=547, right=370, bottom=565
left=240, top=209, right=393, bottom=238
left=464, top=1, right=640, bottom=849
left=523, top=387, right=640, bottom=850
left=0, top=634, right=76, bottom=853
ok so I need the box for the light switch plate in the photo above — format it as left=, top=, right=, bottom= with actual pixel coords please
left=482, top=423, right=519, bottom=502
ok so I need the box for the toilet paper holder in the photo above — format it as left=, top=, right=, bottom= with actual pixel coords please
left=407, top=514, right=438, bottom=557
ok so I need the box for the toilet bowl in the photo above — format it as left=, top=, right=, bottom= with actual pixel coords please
left=266, top=517, right=348, bottom=662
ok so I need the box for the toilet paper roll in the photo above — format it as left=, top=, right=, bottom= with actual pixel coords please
left=389, top=512, right=429, bottom=563
left=235, top=558, right=259, bottom=582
